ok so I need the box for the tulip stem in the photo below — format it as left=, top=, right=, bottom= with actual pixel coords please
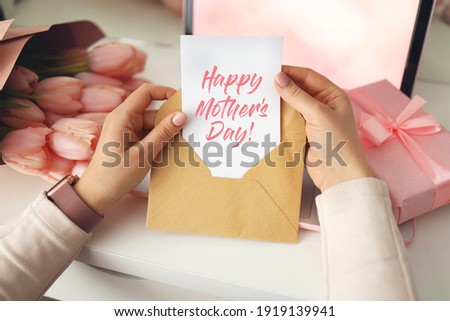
left=33, top=65, right=89, bottom=77
left=0, top=90, right=35, bottom=101
left=46, top=65, right=89, bottom=74
left=19, top=57, right=89, bottom=76
left=0, top=100, right=32, bottom=109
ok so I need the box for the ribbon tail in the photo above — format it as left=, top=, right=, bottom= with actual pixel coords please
left=395, top=96, right=427, bottom=125
left=397, top=132, right=450, bottom=209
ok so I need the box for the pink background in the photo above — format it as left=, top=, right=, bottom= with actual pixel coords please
left=193, top=0, right=420, bottom=90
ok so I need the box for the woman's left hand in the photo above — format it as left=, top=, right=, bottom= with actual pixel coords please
left=74, top=84, right=187, bottom=214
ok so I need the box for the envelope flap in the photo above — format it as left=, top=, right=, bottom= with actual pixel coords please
left=149, top=168, right=299, bottom=242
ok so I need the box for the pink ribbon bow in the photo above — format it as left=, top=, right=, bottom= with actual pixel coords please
left=349, top=90, right=450, bottom=210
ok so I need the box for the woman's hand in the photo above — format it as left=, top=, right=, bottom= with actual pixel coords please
left=275, top=66, right=372, bottom=191
left=74, top=84, right=187, bottom=214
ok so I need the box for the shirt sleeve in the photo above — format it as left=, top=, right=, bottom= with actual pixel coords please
left=0, top=192, right=90, bottom=300
left=315, top=177, right=417, bottom=300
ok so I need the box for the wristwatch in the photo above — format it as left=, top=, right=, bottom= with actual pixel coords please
left=46, top=175, right=104, bottom=233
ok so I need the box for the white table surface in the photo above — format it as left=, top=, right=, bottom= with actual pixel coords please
left=2, top=0, right=450, bottom=301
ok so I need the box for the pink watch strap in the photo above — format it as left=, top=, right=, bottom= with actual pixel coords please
left=46, top=176, right=103, bottom=232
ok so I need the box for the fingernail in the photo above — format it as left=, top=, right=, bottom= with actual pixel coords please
left=172, top=112, right=187, bottom=126
left=275, top=72, right=290, bottom=88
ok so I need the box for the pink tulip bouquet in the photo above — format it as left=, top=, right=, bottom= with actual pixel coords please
left=0, top=41, right=150, bottom=184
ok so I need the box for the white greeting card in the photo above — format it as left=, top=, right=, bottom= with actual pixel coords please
left=181, top=36, right=282, bottom=178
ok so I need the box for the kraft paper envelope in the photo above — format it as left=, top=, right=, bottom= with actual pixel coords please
left=147, top=91, right=306, bottom=243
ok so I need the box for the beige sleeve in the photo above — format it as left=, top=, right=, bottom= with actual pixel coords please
left=316, top=177, right=417, bottom=300
left=0, top=192, right=90, bottom=300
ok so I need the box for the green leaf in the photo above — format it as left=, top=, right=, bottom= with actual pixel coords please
left=17, top=52, right=89, bottom=77
left=0, top=99, right=32, bottom=109
left=0, top=90, right=35, bottom=100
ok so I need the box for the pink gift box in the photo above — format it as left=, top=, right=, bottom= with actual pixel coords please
left=347, top=80, right=450, bottom=224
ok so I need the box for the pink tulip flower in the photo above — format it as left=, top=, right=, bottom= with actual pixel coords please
left=4, top=65, right=39, bottom=94
left=44, top=111, right=71, bottom=127
left=41, top=151, right=75, bottom=184
left=76, top=112, right=108, bottom=128
left=80, top=85, right=128, bottom=113
left=34, top=77, right=84, bottom=114
left=75, top=72, right=123, bottom=87
left=1, top=127, right=52, bottom=176
left=71, top=160, right=90, bottom=178
left=48, top=118, right=99, bottom=160
left=88, top=42, right=147, bottom=79
left=122, top=77, right=151, bottom=92
left=0, top=98, right=46, bottom=129
left=133, top=48, right=147, bottom=74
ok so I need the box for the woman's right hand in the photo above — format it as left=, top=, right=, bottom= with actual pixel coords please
left=274, top=66, right=372, bottom=192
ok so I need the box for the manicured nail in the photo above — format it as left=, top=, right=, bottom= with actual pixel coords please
left=275, top=72, right=290, bottom=88
left=275, top=72, right=291, bottom=87
left=172, top=112, right=187, bottom=126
